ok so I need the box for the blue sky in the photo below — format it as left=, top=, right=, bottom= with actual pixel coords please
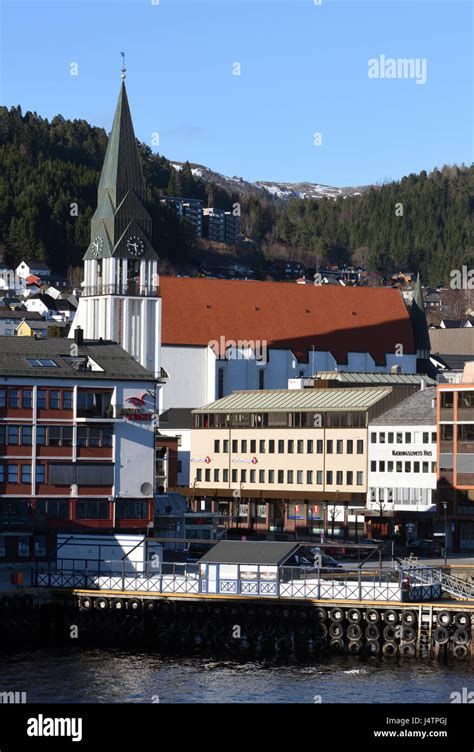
left=0, top=0, right=472, bottom=186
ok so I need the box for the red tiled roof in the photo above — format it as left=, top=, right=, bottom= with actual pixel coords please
left=160, top=277, right=415, bottom=365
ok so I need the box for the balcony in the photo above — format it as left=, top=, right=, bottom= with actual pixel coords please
left=82, top=283, right=159, bottom=298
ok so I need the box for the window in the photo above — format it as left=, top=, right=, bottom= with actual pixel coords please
left=269, top=440, right=275, bottom=453
left=388, top=433, right=394, bottom=444
left=77, top=500, right=109, bottom=519
left=214, top=439, right=220, bottom=453
left=371, top=461, right=376, bottom=471
left=240, top=469, right=246, bottom=483
left=18, top=536, right=29, bottom=557
left=21, top=426, right=33, bottom=446
left=288, top=440, right=294, bottom=454
left=278, top=469, right=284, bottom=483
left=23, top=389, right=33, bottom=408
left=214, top=469, right=219, bottom=482
left=63, top=391, right=73, bottom=410
left=379, top=433, right=385, bottom=444
left=232, top=440, right=238, bottom=453
left=431, top=432, right=436, bottom=443
left=205, top=468, right=211, bottom=482
left=37, top=389, right=47, bottom=409
left=0, top=389, right=5, bottom=407
left=336, top=471, right=343, bottom=485
left=356, top=472, right=363, bottom=486
left=326, top=471, right=333, bottom=485
left=223, top=440, right=229, bottom=453
left=297, top=470, right=303, bottom=484
left=336, top=440, right=343, bottom=454
left=396, top=462, right=402, bottom=472
left=371, top=433, right=377, bottom=444
left=316, top=470, right=323, bottom=485
left=307, top=440, right=313, bottom=453
left=422, top=432, right=429, bottom=444
left=7, top=426, right=18, bottom=445
left=379, top=461, right=385, bottom=472
left=259, top=469, right=265, bottom=483
left=258, top=369, right=265, bottom=390
left=0, top=465, right=4, bottom=482
left=232, top=469, right=237, bottom=483
left=223, top=469, right=229, bottom=482
left=347, top=440, right=353, bottom=454
left=48, top=426, right=61, bottom=446
left=241, top=440, right=247, bottom=453
left=405, top=432, right=411, bottom=444
left=250, top=469, right=256, bottom=483
left=250, top=439, right=256, bottom=453
left=7, top=465, right=18, bottom=483
left=21, top=465, right=31, bottom=483
left=287, top=470, right=293, bottom=484
left=405, top=462, right=411, bottom=473
left=346, top=471, right=353, bottom=485
left=77, top=390, right=112, bottom=418
left=259, top=440, right=265, bottom=453
left=316, top=440, right=323, bottom=454
left=36, top=426, right=46, bottom=445
left=36, top=500, right=69, bottom=519
left=278, top=440, right=284, bottom=453
left=8, top=389, right=19, bottom=408
left=414, top=462, right=420, bottom=473
left=357, top=440, right=363, bottom=454
left=387, top=461, right=394, bottom=472
left=307, top=470, right=313, bottom=484
left=269, top=470, right=274, bottom=483
left=297, top=440, right=304, bottom=454
left=36, top=464, right=45, bottom=483
left=50, top=391, right=60, bottom=409
left=217, top=368, right=224, bottom=399
left=422, top=462, right=429, bottom=473
left=440, top=424, right=453, bottom=441
left=396, top=433, right=403, bottom=444
left=327, top=440, right=333, bottom=454
left=27, top=358, right=58, bottom=367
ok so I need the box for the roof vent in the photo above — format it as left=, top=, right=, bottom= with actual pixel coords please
left=206, top=304, right=212, bottom=309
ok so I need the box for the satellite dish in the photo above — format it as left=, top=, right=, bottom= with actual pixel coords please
left=140, top=482, right=153, bottom=495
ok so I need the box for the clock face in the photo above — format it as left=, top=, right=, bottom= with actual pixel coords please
left=126, top=235, right=145, bottom=257
left=90, top=235, right=104, bottom=257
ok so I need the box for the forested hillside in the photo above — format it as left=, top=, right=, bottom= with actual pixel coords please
left=0, top=105, right=471, bottom=285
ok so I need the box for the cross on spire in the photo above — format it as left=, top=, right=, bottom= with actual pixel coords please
left=121, top=52, right=126, bottom=80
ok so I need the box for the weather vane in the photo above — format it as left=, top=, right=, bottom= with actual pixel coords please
left=121, top=52, right=126, bottom=81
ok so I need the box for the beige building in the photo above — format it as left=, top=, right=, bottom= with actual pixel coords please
left=185, top=386, right=414, bottom=537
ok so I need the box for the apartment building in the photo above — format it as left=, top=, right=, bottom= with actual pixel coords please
left=438, top=374, right=474, bottom=551
left=184, top=386, right=413, bottom=537
left=162, top=197, right=204, bottom=238
left=367, top=387, right=437, bottom=541
left=0, top=333, right=157, bottom=562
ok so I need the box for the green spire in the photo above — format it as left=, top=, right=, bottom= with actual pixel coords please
left=410, top=273, right=431, bottom=353
left=84, top=81, right=157, bottom=261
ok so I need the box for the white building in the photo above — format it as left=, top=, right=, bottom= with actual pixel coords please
left=159, top=276, right=419, bottom=413
left=368, top=386, right=437, bottom=540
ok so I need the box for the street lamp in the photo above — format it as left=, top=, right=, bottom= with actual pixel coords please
left=442, top=502, right=448, bottom=566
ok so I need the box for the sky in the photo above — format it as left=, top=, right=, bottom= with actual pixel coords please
left=0, top=0, right=472, bottom=187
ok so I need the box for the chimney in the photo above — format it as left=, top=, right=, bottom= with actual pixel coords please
left=420, top=378, right=426, bottom=391
left=74, top=327, right=84, bottom=346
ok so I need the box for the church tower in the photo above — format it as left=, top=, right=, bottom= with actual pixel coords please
left=70, top=69, right=161, bottom=378
left=410, top=273, right=431, bottom=374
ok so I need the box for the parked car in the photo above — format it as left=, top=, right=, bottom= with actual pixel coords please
left=406, top=539, right=442, bottom=557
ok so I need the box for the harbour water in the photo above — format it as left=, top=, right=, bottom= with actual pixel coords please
left=0, top=649, right=471, bottom=704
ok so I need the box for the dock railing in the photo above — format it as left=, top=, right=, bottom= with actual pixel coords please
left=35, top=560, right=443, bottom=602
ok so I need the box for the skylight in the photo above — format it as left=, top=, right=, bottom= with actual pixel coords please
left=27, top=358, right=58, bottom=367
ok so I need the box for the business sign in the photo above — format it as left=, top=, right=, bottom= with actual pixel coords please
left=231, top=457, right=258, bottom=464
left=392, top=449, right=433, bottom=457
left=191, top=456, right=211, bottom=464
left=119, top=393, right=154, bottom=421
